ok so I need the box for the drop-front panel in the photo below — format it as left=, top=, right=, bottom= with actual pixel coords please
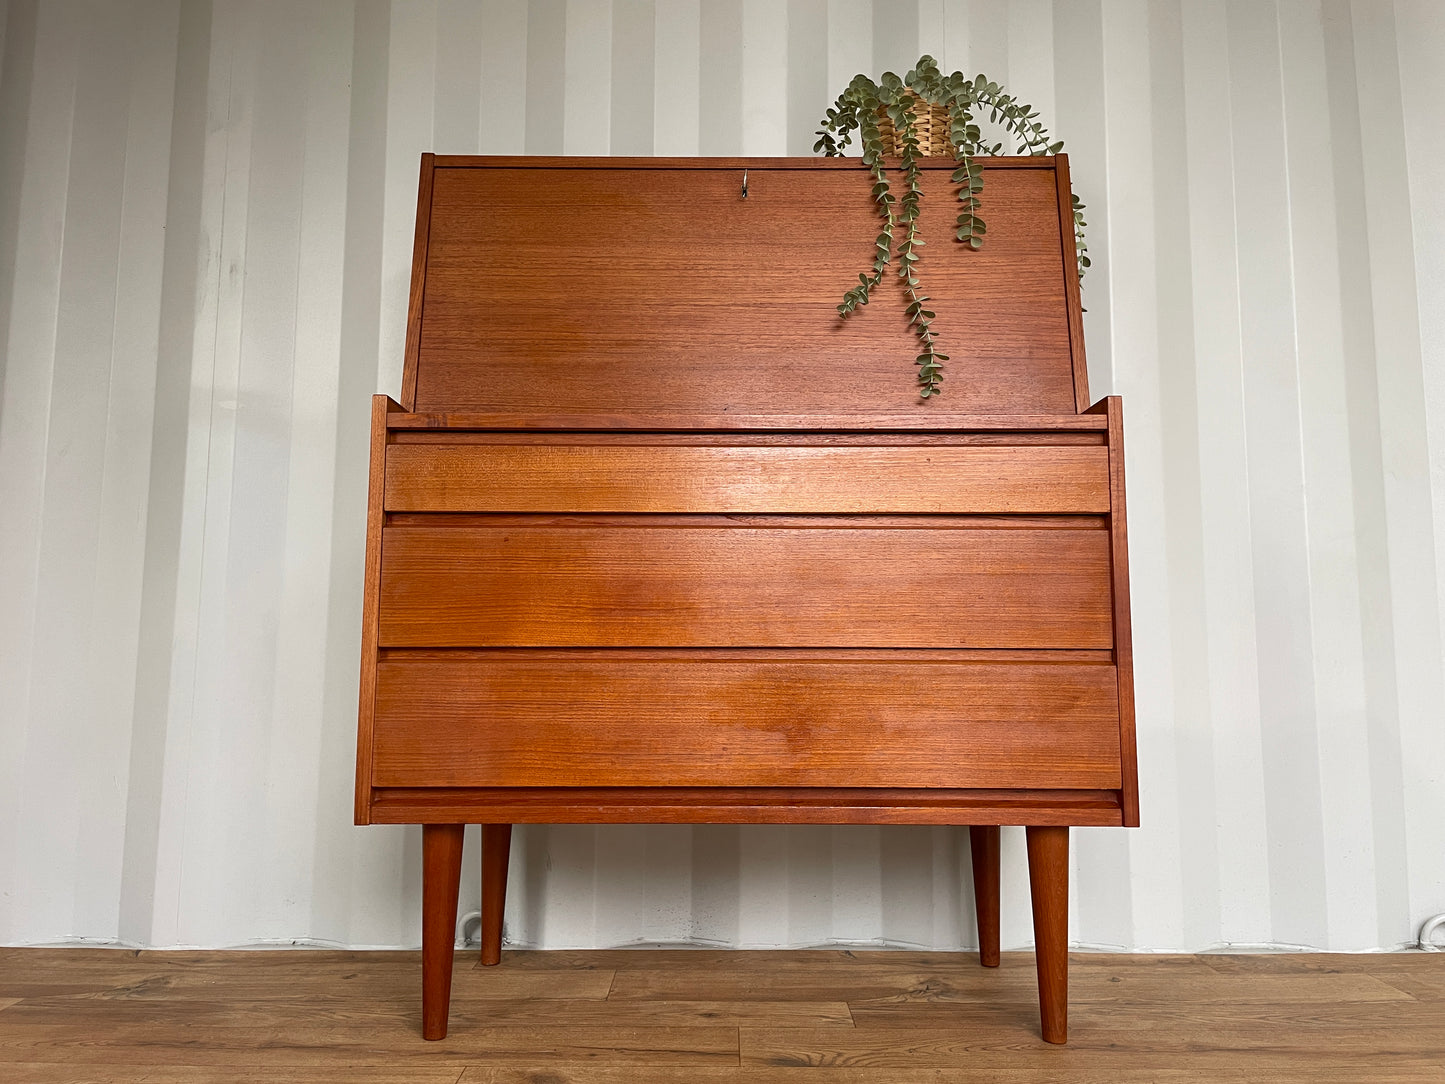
left=409, top=160, right=1082, bottom=416
left=355, top=155, right=1138, bottom=1045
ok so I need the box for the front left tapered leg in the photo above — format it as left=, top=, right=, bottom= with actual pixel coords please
left=1026, top=824, right=1069, bottom=1044
left=422, top=823, right=464, bottom=1040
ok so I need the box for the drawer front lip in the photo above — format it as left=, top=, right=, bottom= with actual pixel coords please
left=370, top=656, right=1123, bottom=791
left=365, top=786, right=1127, bottom=827
left=384, top=443, right=1110, bottom=514
left=378, top=523, right=1113, bottom=650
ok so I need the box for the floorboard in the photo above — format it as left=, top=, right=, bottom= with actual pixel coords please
left=0, top=948, right=1438, bottom=1081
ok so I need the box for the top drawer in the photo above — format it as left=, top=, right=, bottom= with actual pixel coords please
left=383, top=443, right=1110, bottom=514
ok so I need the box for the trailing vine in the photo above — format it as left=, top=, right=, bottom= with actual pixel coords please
left=816, top=56, right=1089, bottom=399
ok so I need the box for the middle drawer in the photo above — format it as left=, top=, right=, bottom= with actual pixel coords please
left=377, top=519, right=1112, bottom=649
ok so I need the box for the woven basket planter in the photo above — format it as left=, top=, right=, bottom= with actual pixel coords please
left=875, top=90, right=953, bottom=157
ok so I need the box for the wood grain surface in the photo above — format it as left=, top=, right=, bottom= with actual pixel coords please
left=369, top=656, right=1122, bottom=790
left=382, top=444, right=1110, bottom=514
left=411, top=161, right=1074, bottom=416
left=1, top=948, right=1440, bottom=1081
left=376, top=523, right=1112, bottom=648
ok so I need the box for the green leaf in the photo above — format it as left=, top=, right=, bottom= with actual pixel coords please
left=815, top=67, right=1084, bottom=397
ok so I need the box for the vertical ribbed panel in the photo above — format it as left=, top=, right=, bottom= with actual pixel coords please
left=0, top=0, right=1441, bottom=952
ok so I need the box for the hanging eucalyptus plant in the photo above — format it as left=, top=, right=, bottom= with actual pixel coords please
left=815, top=55, right=1089, bottom=398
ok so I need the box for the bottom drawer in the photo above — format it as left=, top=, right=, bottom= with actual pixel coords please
left=370, top=655, right=1122, bottom=790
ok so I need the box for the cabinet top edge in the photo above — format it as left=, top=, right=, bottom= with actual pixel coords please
left=429, top=154, right=1062, bottom=171
left=384, top=412, right=1110, bottom=432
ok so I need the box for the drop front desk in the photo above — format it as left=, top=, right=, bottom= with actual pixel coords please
left=355, top=153, right=1139, bottom=1043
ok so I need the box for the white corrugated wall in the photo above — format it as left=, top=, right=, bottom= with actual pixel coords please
left=1, top=0, right=1441, bottom=952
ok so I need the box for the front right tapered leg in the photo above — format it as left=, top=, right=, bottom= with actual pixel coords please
left=1026, top=824, right=1069, bottom=1044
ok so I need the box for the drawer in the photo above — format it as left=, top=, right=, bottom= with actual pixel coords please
left=383, top=443, right=1110, bottom=514
left=370, top=655, right=1123, bottom=790
left=377, top=522, right=1112, bottom=649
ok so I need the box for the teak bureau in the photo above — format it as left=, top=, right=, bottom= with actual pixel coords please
left=355, top=154, right=1139, bottom=1044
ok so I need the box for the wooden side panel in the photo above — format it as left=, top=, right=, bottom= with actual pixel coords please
left=413, top=160, right=1075, bottom=416
left=400, top=155, right=435, bottom=411
left=354, top=395, right=402, bottom=824
left=377, top=524, right=1113, bottom=648
left=1054, top=154, right=1090, bottom=413
left=383, top=444, right=1111, bottom=513
left=371, top=657, right=1123, bottom=790
left=1097, top=395, right=1139, bottom=825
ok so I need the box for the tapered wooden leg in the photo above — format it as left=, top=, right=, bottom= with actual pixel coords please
left=1026, top=825, right=1069, bottom=1044
left=480, top=823, right=512, bottom=965
left=422, top=823, right=464, bottom=1041
left=969, top=825, right=1001, bottom=967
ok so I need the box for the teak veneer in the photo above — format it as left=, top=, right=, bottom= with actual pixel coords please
left=355, top=154, right=1139, bottom=1045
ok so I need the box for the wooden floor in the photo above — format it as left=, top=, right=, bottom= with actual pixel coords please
left=0, top=947, right=1441, bottom=1082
